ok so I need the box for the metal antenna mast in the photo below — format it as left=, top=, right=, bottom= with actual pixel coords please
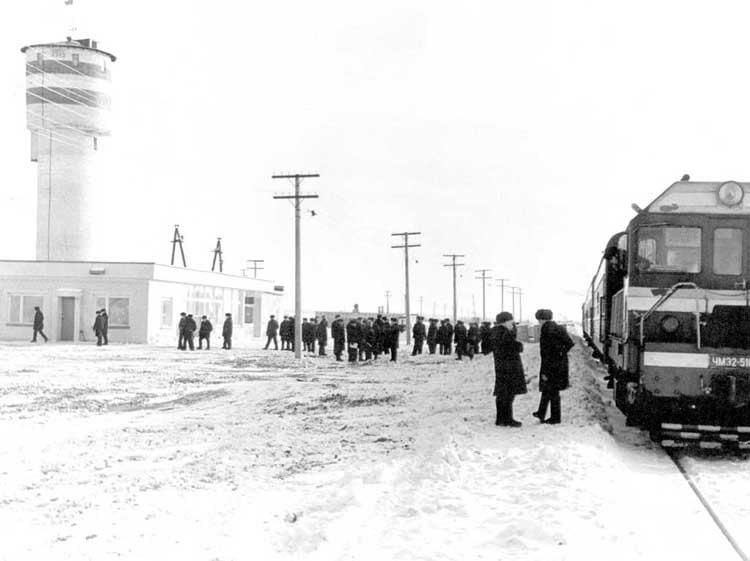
left=211, top=237, right=223, bottom=272
left=385, top=290, right=391, bottom=314
left=272, top=173, right=319, bottom=359
left=391, top=231, right=421, bottom=345
left=443, top=254, right=465, bottom=323
left=475, top=269, right=492, bottom=322
left=170, top=225, right=187, bottom=267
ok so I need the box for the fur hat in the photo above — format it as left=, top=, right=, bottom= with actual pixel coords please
left=535, top=309, right=553, bottom=321
left=496, top=311, right=514, bottom=323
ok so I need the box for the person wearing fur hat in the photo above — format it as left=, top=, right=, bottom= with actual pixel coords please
left=532, top=309, right=575, bottom=424
left=491, top=311, right=527, bottom=427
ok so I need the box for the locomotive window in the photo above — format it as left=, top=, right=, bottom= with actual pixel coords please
left=637, top=227, right=701, bottom=273
left=713, top=228, right=742, bottom=275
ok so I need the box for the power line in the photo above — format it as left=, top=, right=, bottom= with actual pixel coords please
left=272, top=173, right=319, bottom=360
left=211, top=237, right=223, bottom=272
left=391, top=231, right=421, bottom=345
left=443, top=254, right=465, bottom=323
left=475, top=269, right=492, bottom=322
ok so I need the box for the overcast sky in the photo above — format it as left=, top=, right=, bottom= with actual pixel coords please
left=2, top=1, right=750, bottom=321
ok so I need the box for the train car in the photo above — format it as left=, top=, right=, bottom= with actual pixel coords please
left=583, top=179, right=750, bottom=448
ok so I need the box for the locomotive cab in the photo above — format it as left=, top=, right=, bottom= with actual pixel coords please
left=585, top=180, right=750, bottom=447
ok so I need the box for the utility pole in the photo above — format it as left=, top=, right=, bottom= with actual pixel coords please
left=496, top=278, right=508, bottom=312
left=509, top=286, right=519, bottom=319
left=385, top=290, right=391, bottom=314
left=211, top=237, right=223, bottom=272
left=475, top=269, right=492, bottom=322
left=392, top=231, right=421, bottom=345
left=419, top=296, right=423, bottom=316
left=272, top=173, right=319, bottom=359
left=246, top=259, right=265, bottom=279
left=517, top=287, right=524, bottom=323
left=443, top=254, right=465, bottom=323
left=170, top=225, right=187, bottom=268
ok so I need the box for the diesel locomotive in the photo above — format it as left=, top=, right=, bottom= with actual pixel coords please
left=582, top=178, right=750, bottom=448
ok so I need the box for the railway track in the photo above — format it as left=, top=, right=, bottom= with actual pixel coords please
left=666, top=450, right=749, bottom=561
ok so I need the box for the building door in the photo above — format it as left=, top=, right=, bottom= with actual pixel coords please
left=60, top=297, right=75, bottom=341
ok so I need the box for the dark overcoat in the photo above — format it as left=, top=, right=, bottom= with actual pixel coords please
left=538, top=321, right=575, bottom=391
left=199, top=320, right=213, bottom=336
left=266, top=319, right=279, bottom=337
left=316, top=320, right=328, bottom=344
left=491, top=325, right=527, bottom=397
left=427, top=324, right=438, bottom=345
left=331, top=319, right=345, bottom=343
left=33, top=310, right=44, bottom=329
left=222, top=318, right=233, bottom=337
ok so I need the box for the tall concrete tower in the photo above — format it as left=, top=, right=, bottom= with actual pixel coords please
left=22, top=38, right=116, bottom=261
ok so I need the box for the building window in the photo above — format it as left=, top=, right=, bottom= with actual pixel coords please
left=161, top=298, right=173, bottom=328
left=714, top=228, right=742, bottom=275
left=8, top=294, right=44, bottom=324
left=96, top=296, right=130, bottom=327
left=244, top=296, right=255, bottom=324
left=72, top=53, right=80, bottom=66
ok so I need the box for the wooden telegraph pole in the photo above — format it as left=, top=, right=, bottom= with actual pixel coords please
left=443, top=254, right=465, bottom=323
left=272, top=173, right=319, bottom=359
left=391, top=232, right=421, bottom=345
left=475, top=269, right=492, bottom=322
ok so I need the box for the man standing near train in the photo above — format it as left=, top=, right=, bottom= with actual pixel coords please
left=533, top=309, right=575, bottom=425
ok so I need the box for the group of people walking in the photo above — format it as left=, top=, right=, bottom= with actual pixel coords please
left=177, top=312, right=234, bottom=350
left=491, top=309, right=575, bottom=427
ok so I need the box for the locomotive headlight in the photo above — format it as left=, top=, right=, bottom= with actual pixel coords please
left=660, top=315, right=680, bottom=333
left=717, top=181, right=744, bottom=207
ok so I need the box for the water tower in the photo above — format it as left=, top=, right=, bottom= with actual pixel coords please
left=22, top=38, right=116, bottom=261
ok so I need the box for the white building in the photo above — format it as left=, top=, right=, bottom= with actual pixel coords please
left=0, top=260, right=283, bottom=345
left=0, top=37, right=284, bottom=346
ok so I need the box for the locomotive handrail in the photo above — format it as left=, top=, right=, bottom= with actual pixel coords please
left=638, top=282, right=700, bottom=346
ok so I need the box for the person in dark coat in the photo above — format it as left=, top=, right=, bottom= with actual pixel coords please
left=92, top=310, right=103, bottom=346
left=264, top=315, right=279, bottom=350
left=411, top=316, right=426, bottom=356
left=177, top=312, right=187, bottom=350
left=491, top=312, right=527, bottom=427
left=443, top=320, right=454, bottom=355
left=198, top=315, right=213, bottom=350
left=361, top=319, right=374, bottom=361
left=426, top=318, right=438, bottom=354
left=222, top=313, right=233, bottom=349
left=372, top=315, right=384, bottom=359
left=533, top=309, right=575, bottom=424
left=346, top=318, right=361, bottom=362
left=31, top=306, right=49, bottom=343
left=288, top=316, right=296, bottom=352
left=454, top=320, right=468, bottom=360
left=280, top=316, right=289, bottom=350
left=480, top=321, right=492, bottom=355
left=437, top=320, right=447, bottom=354
left=389, top=318, right=404, bottom=361
left=316, top=316, right=328, bottom=356
left=468, top=322, right=480, bottom=357
left=183, top=314, right=197, bottom=350
left=331, top=315, right=345, bottom=361
left=100, top=309, right=109, bottom=345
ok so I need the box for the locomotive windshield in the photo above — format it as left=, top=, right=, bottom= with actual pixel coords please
left=637, top=226, right=701, bottom=273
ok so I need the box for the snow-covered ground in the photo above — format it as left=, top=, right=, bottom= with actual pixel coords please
left=1, top=340, right=749, bottom=560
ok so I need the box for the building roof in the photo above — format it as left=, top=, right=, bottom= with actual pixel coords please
left=0, top=260, right=283, bottom=294
left=21, top=39, right=117, bottom=62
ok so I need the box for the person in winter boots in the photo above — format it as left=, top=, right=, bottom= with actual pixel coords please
left=533, top=309, right=575, bottom=425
